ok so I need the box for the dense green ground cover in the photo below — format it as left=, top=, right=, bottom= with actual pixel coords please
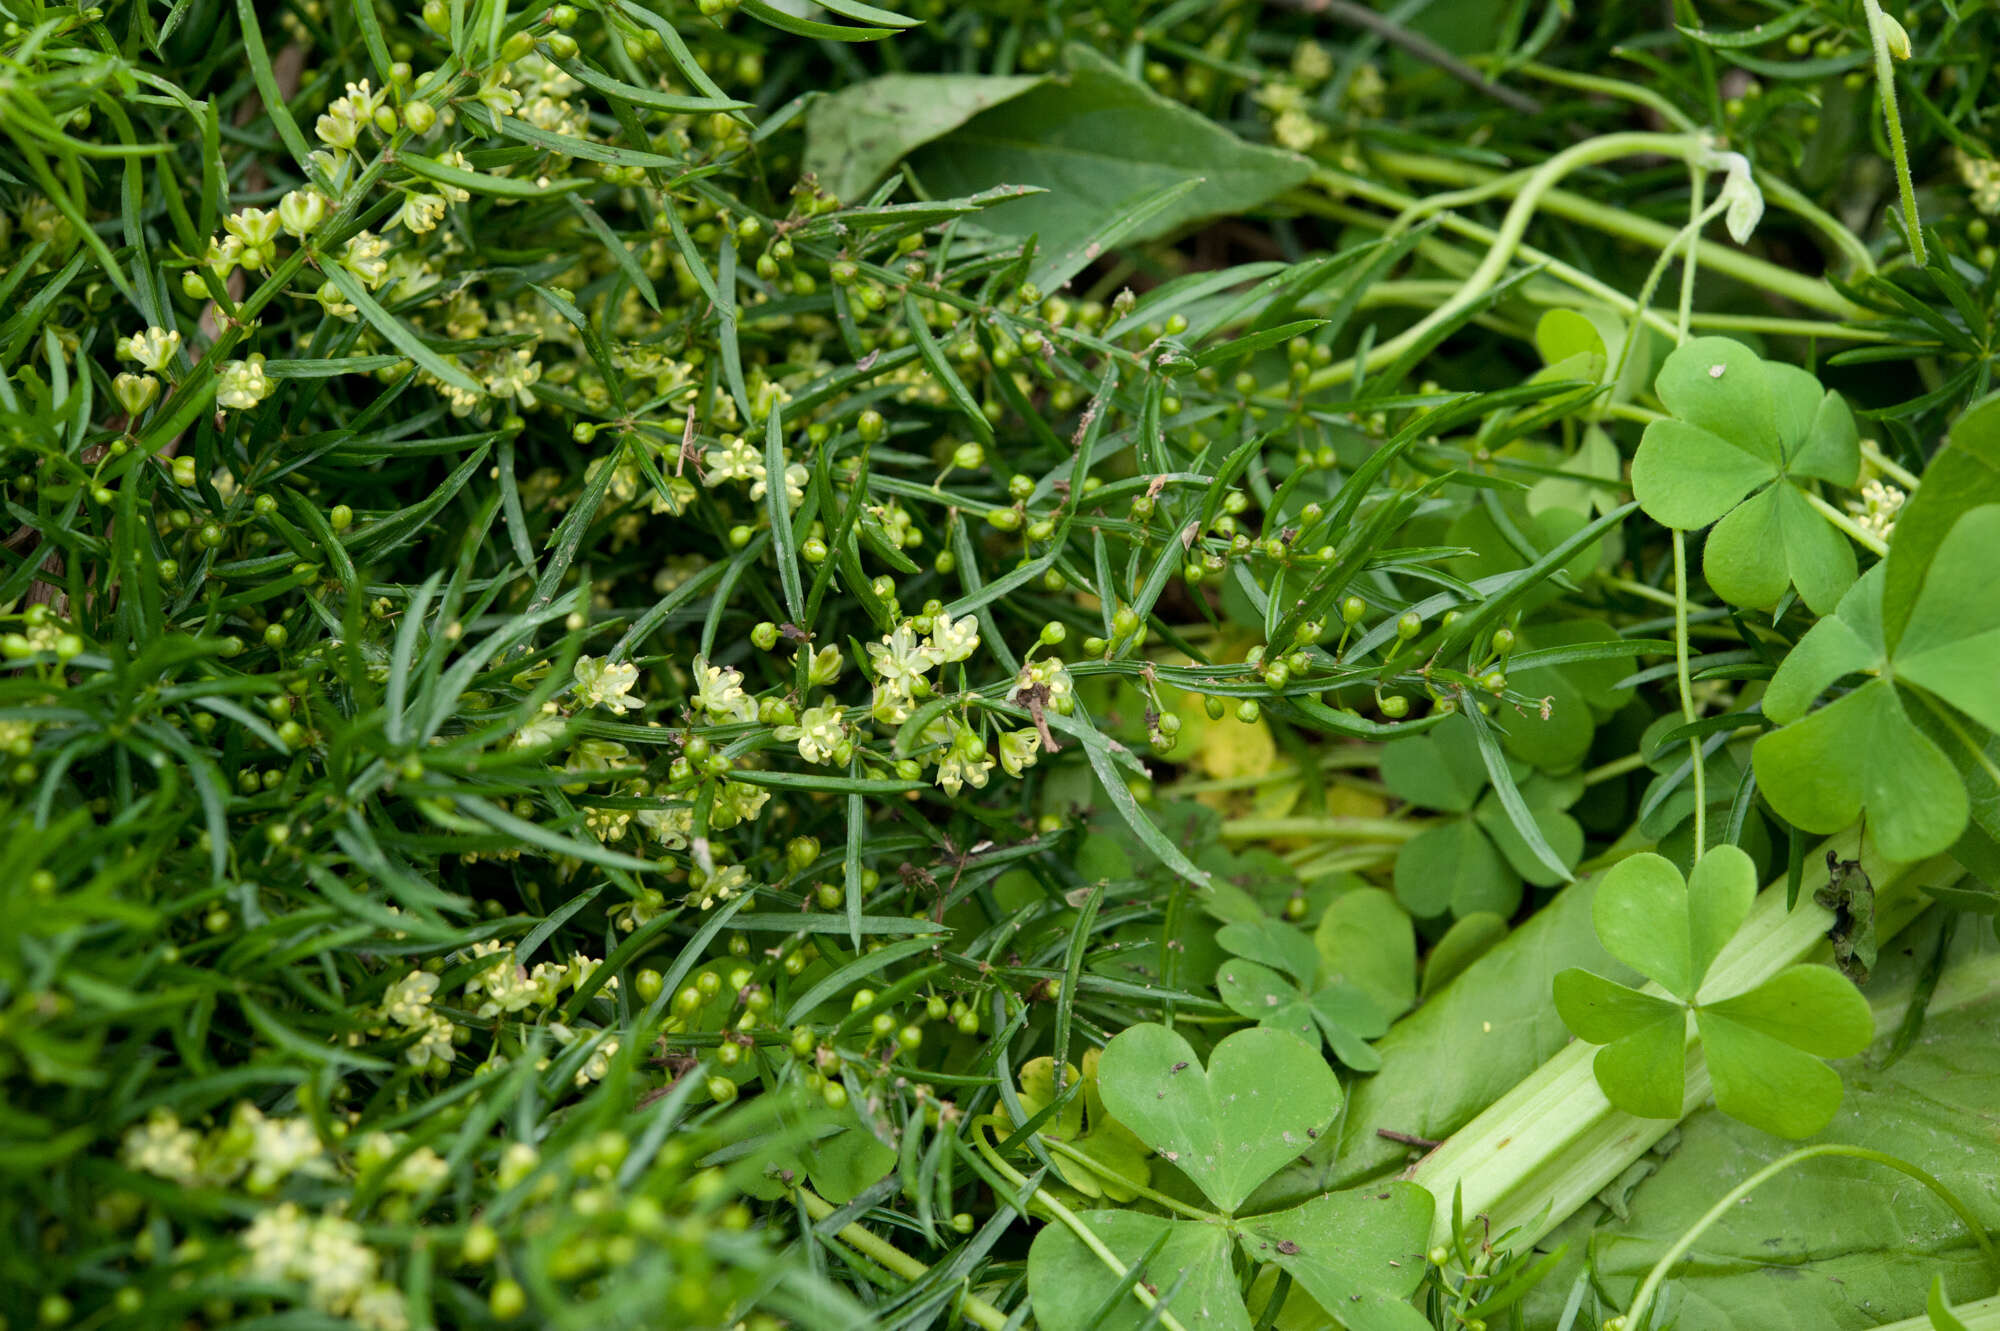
left=4, top=0, right=2000, bottom=1328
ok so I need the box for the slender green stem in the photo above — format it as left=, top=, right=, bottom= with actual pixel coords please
left=1603, top=575, right=1678, bottom=610
left=1804, top=492, right=1890, bottom=557
left=1618, top=1146, right=1997, bottom=1331
left=1219, top=815, right=1425, bottom=842
left=1671, top=530, right=1706, bottom=853
left=1297, top=182, right=1685, bottom=345
left=970, top=1122, right=1196, bottom=1331
left=1581, top=751, right=1648, bottom=786
left=795, top=1187, right=1012, bottom=1331
left=1676, top=169, right=1710, bottom=344
left=1860, top=0, right=1927, bottom=265
left=1368, top=149, right=1874, bottom=311
left=1310, top=133, right=1727, bottom=389
left=1040, top=1138, right=1216, bottom=1221
left=1516, top=61, right=1696, bottom=133
left=1862, top=439, right=1923, bottom=491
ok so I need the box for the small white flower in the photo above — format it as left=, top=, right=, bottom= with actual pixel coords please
left=241, top=1202, right=313, bottom=1281
left=311, top=281, right=358, bottom=320
left=936, top=743, right=994, bottom=796
left=691, top=656, right=757, bottom=724
left=300, top=1213, right=378, bottom=1310
left=396, top=191, right=448, bottom=235
left=352, top=1282, right=412, bottom=1331
left=687, top=863, right=750, bottom=911
left=340, top=230, right=391, bottom=288
left=750, top=460, right=807, bottom=506
left=925, top=611, right=979, bottom=664
left=116, top=325, right=181, bottom=371
left=407, top=1010, right=454, bottom=1069
left=120, top=1109, right=201, bottom=1184
left=703, top=436, right=763, bottom=486
left=868, top=624, right=932, bottom=688
left=573, top=655, right=641, bottom=713
left=217, top=356, right=275, bottom=411
left=998, top=727, right=1042, bottom=778
left=113, top=372, right=160, bottom=416
left=244, top=1109, right=322, bottom=1193
left=776, top=703, right=845, bottom=765
left=381, top=970, right=439, bottom=1026
left=509, top=703, right=566, bottom=750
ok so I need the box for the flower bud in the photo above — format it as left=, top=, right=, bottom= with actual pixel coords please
left=277, top=187, right=332, bottom=239
left=113, top=372, right=159, bottom=417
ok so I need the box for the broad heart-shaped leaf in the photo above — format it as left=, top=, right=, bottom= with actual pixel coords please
left=1653, top=336, right=1788, bottom=454
left=1239, top=1186, right=1435, bottom=1331
left=1392, top=817, right=1514, bottom=920
left=1881, top=391, right=2000, bottom=654
left=1701, top=479, right=1857, bottom=615
left=801, top=73, right=1047, bottom=203
left=1096, top=1024, right=1338, bottom=1214
left=1754, top=509, right=2000, bottom=860
left=1314, top=888, right=1416, bottom=1015
left=1890, top=505, right=2000, bottom=734
left=1696, top=1010, right=1851, bottom=1140
left=1217, top=958, right=1321, bottom=1048
left=1378, top=714, right=1486, bottom=814
left=1752, top=677, right=1967, bottom=862
left=1589, top=847, right=1756, bottom=1002
left=908, top=45, right=1309, bottom=275
left=1027, top=1210, right=1249, bottom=1331
left=1633, top=337, right=1860, bottom=613
left=1552, top=968, right=1687, bottom=1119
left=1473, top=783, right=1584, bottom=892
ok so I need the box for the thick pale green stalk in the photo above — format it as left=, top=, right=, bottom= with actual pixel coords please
left=1408, top=830, right=1958, bottom=1248
left=1876, top=1294, right=2000, bottom=1331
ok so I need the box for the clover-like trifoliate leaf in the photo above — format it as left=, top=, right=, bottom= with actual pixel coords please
left=1241, top=1186, right=1435, bottom=1331
left=1313, top=888, right=1416, bottom=1015
left=1552, top=967, right=1688, bottom=1118
left=1695, top=964, right=1873, bottom=1138
left=1632, top=337, right=1860, bottom=613
left=1554, top=848, right=1874, bottom=1138
left=1096, top=1024, right=1338, bottom=1214
left=1215, top=957, right=1390, bottom=1072
left=1752, top=505, right=2000, bottom=861
left=1590, top=846, right=1757, bottom=1002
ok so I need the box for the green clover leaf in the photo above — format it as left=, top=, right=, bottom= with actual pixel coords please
left=1216, top=920, right=1392, bottom=1072
left=1381, top=716, right=1584, bottom=919
left=1553, top=847, right=1873, bottom=1138
left=1750, top=505, right=2000, bottom=862
left=1632, top=336, right=1861, bottom=613
left=1095, top=1023, right=1339, bottom=1214
left=1027, top=1184, right=1434, bottom=1331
